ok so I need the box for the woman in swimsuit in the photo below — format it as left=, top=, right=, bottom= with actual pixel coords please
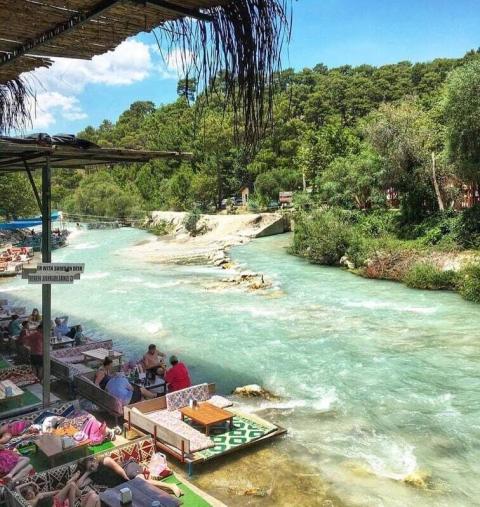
left=94, top=357, right=113, bottom=390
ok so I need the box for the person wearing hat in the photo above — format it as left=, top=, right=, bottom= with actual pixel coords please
left=164, top=355, right=191, bottom=393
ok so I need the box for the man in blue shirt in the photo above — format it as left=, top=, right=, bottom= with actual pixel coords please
left=54, top=316, right=72, bottom=339
left=105, top=372, right=156, bottom=406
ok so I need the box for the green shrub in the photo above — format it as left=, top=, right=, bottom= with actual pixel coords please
left=147, top=220, right=172, bottom=236
left=457, top=262, right=480, bottom=303
left=356, top=210, right=399, bottom=238
left=456, top=205, right=480, bottom=248
left=346, top=231, right=373, bottom=268
left=399, top=211, right=460, bottom=248
left=404, top=262, right=457, bottom=290
left=183, top=208, right=205, bottom=236
left=291, top=208, right=353, bottom=265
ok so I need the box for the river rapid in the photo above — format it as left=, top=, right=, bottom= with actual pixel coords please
left=1, top=227, right=480, bottom=507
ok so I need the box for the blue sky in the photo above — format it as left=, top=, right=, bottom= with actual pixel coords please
left=27, top=0, right=480, bottom=134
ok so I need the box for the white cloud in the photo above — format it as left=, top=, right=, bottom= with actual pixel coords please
left=23, top=39, right=154, bottom=130
left=29, top=92, right=87, bottom=130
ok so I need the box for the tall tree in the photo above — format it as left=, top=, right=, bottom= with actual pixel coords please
left=442, top=58, right=480, bottom=182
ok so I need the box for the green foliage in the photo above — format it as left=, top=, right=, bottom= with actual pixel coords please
left=355, top=210, right=398, bottom=237
left=164, top=165, right=195, bottom=211
left=457, top=263, right=480, bottom=303
left=442, top=59, right=480, bottom=181
left=363, top=98, right=438, bottom=221
left=254, top=168, right=301, bottom=203
left=291, top=208, right=353, bottom=265
left=0, top=173, right=37, bottom=219
left=54, top=52, right=480, bottom=223
left=318, top=147, right=385, bottom=209
left=183, top=208, right=204, bottom=236
left=144, top=220, right=173, bottom=236
left=404, top=262, right=457, bottom=290
left=456, top=205, right=480, bottom=248
left=64, top=171, right=143, bottom=219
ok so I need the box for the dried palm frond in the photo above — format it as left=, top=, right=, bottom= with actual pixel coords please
left=0, top=78, right=31, bottom=135
left=155, top=0, right=292, bottom=146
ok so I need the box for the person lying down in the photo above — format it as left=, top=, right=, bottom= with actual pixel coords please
left=17, top=482, right=100, bottom=507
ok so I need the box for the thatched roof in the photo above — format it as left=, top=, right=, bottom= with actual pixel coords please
left=0, top=1, right=225, bottom=83
left=0, top=0, right=290, bottom=141
left=0, top=136, right=191, bottom=171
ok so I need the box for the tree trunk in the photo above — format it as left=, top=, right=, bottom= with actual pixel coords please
left=431, top=151, right=445, bottom=212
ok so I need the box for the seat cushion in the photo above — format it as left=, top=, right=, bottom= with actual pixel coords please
left=147, top=410, right=214, bottom=453
left=208, top=395, right=233, bottom=409
left=166, top=383, right=209, bottom=411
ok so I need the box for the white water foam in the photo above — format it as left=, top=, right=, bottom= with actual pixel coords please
left=238, top=388, right=339, bottom=415
left=82, top=272, right=110, bottom=280
left=119, top=276, right=144, bottom=283
left=346, top=300, right=436, bottom=315
left=144, top=281, right=182, bottom=289
left=343, top=430, right=418, bottom=481
left=144, top=321, right=163, bottom=334
left=72, top=242, right=99, bottom=250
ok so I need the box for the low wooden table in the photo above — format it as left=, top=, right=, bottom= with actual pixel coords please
left=0, top=380, right=23, bottom=405
left=180, top=402, right=234, bottom=436
left=83, top=348, right=123, bottom=364
left=100, top=477, right=179, bottom=507
left=36, top=433, right=91, bottom=466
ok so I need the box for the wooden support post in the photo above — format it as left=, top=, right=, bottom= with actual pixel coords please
left=42, top=158, right=52, bottom=408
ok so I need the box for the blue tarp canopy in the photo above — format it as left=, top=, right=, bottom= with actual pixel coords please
left=0, top=211, right=60, bottom=230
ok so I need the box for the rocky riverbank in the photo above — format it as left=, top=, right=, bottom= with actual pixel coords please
left=123, top=211, right=288, bottom=266
left=0, top=229, right=29, bottom=248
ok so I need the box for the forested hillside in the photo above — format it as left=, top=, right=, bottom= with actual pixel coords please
left=37, top=49, right=478, bottom=217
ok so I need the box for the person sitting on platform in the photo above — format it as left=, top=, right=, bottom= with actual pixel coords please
left=71, top=325, right=85, bottom=345
left=142, top=344, right=166, bottom=377
left=8, top=315, right=21, bottom=338
left=94, top=357, right=113, bottom=390
left=53, top=316, right=75, bottom=340
left=164, top=355, right=191, bottom=393
left=105, top=371, right=156, bottom=406
left=29, top=309, right=41, bottom=323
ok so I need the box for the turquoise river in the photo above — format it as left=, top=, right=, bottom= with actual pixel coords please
left=1, top=227, right=480, bottom=507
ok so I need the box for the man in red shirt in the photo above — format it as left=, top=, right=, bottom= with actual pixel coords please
left=27, top=321, right=44, bottom=379
left=164, top=355, right=191, bottom=392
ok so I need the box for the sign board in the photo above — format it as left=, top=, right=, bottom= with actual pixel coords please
left=36, top=263, right=84, bottom=274
left=22, top=263, right=84, bottom=284
left=27, top=274, right=76, bottom=284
